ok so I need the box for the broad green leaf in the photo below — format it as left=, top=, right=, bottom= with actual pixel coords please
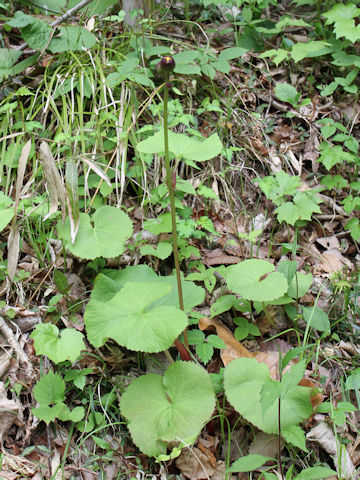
left=57, top=405, right=85, bottom=422
left=196, top=342, right=213, bottom=364
left=275, top=202, right=301, bottom=225
left=136, top=129, right=222, bottom=162
left=260, top=48, right=289, bottom=66
left=291, top=41, right=332, bottom=62
left=7, top=11, right=34, bottom=28
left=224, top=358, right=313, bottom=434
left=278, top=260, right=298, bottom=283
left=173, top=51, right=199, bottom=63
left=31, top=324, right=85, bottom=364
left=120, top=361, right=215, bottom=456
left=20, top=17, right=51, bottom=50
left=228, top=454, right=276, bottom=473
left=207, top=334, right=226, bottom=349
left=90, top=265, right=204, bottom=312
left=323, top=4, right=360, bottom=24
left=288, top=272, right=313, bottom=298
left=282, top=425, right=307, bottom=451
left=84, top=281, right=188, bottom=351
left=140, top=242, right=172, bottom=260
left=218, top=47, right=248, bottom=61
left=174, top=64, right=201, bottom=75
left=0, top=192, right=15, bottom=232
left=48, top=26, right=97, bottom=53
left=57, top=206, right=133, bottom=260
left=275, top=83, right=300, bottom=107
left=281, top=360, right=307, bottom=394
left=32, top=403, right=67, bottom=424
left=317, top=144, right=355, bottom=170
left=0, top=48, right=22, bottom=78
left=227, top=259, right=288, bottom=302
left=346, top=218, right=360, bottom=241
left=303, top=306, right=330, bottom=331
left=33, top=371, right=65, bottom=406
left=187, top=329, right=205, bottom=345
left=293, top=466, right=337, bottom=480
left=143, top=213, right=172, bottom=234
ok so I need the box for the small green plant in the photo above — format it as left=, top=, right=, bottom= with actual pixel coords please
left=256, top=170, right=323, bottom=226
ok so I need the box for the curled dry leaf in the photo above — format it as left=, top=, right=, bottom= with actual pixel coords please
left=39, top=142, right=66, bottom=221
left=0, top=381, right=19, bottom=442
left=307, top=422, right=358, bottom=479
left=199, top=317, right=253, bottom=366
left=175, top=447, right=216, bottom=480
left=7, top=227, right=20, bottom=282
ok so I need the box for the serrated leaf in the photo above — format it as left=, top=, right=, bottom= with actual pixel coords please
left=224, top=358, right=313, bottom=434
left=0, top=48, right=22, bottom=78
left=196, top=342, right=213, bottom=364
left=120, top=361, right=215, bottom=456
left=275, top=202, right=301, bottom=225
left=282, top=425, right=307, bottom=451
left=140, top=242, right=172, bottom=260
left=84, top=281, right=188, bottom=351
left=227, top=259, right=288, bottom=302
left=187, top=329, right=205, bottom=345
left=57, top=206, right=133, bottom=260
left=31, top=324, right=85, bottom=364
left=317, top=144, right=355, bottom=170
left=33, top=371, right=65, bottom=406
left=207, top=334, right=226, bottom=349
left=32, top=403, right=67, bottom=424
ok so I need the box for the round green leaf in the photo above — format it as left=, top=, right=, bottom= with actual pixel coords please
left=57, top=206, right=133, bottom=260
left=120, top=361, right=215, bottom=456
left=227, top=260, right=288, bottom=302
left=224, top=358, right=313, bottom=434
left=31, top=324, right=85, bottom=364
left=140, top=241, right=172, bottom=260
left=84, top=281, right=188, bottom=351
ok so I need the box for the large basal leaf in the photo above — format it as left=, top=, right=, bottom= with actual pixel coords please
left=85, top=281, right=188, bottom=351
left=57, top=206, right=133, bottom=260
left=136, top=129, right=222, bottom=162
left=31, top=324, right=85, bottom=364
left=224, top=358, right=313, bottom=434
left=227, top=259, right=288, bottom=302
left=120, top=361, right=215, bottom=456
left=88, top=265, right=204, bottom=312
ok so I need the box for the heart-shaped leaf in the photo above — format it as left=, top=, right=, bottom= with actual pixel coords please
left=224, top=358, right=313, bottom=434
left=120, top=361, right=215, bottom=456
left=57, top=205, right=133, bottom=260
left=31, top=324, right=85, bottom=364
left=84, top=281, right=188, bottom=351
left=227, top=259, right=288, bottom=302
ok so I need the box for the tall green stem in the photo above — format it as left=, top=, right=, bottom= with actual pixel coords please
left=163, top=76, right=189, bottom=350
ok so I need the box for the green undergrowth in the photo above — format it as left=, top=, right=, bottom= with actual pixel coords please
left=0, top=0, right=360, bottom=478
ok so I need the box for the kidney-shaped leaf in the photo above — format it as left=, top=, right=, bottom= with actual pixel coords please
left=136, top=129, right=222, bottom=162
left=120, top=361, right=215, bottom=456
left=89, top=265, right=204, bottom=312
left=57, top=206, right=133, bottom=260
left=31, top=324, right=85, bottom=364
left=85, top=281, right=188, bottom=351
left=224, top=358, right=313, bottom=434
left=227, top=259, right=288, bottom=302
